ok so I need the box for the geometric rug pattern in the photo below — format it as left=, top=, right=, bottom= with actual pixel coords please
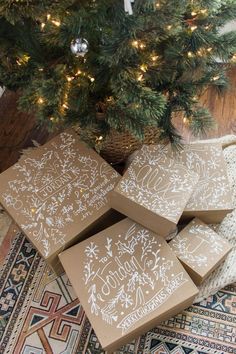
left=0, top=227, right=236, bottom=354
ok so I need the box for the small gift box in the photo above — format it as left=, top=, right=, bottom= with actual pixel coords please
left=109, top=145, right=199, bottom=237
left=59, top=218, right=198, bottom=352
left=169, top=218, right=232, bottom=285
left=0, top=130, right=121, bottom=273
left=173, top=143, right=233, bottom=223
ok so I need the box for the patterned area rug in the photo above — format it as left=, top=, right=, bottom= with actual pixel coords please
left=0, top=222, right=235, bottom=354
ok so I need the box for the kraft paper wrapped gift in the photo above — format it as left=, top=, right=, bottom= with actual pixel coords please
left=59, top=218, right=198, bottom=352
left=169, top=218, right=232, bottom=285
left=109, top=145, right=199, bottom=237
left=0, top=130, right=121, bottom=273
left=171, top=143, right=233, bottom=223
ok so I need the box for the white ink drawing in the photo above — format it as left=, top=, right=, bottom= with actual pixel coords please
left=181, top=145, right=232, bottom=210
left=118, top=145, right=198, bottom=222
left=83, top=223, right=188, bottom=334
left=171, top=222, right=225, bottom=267
left=1, top=132, right=119, bottom=257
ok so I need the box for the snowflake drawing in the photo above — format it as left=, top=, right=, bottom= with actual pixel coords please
left=47, top=202, right=58, bottom=215
left=55, top=216, right=65, bottom=228
left=85, top=242, right=99, bottom=259
left=42, top=174, right=53, bottom=185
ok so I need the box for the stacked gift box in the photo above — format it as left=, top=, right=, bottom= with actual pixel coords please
left=0, top=130, right=233, bottom=352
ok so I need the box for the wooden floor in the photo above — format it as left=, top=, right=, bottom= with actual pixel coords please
left=0, top=67, right=236, bottom=172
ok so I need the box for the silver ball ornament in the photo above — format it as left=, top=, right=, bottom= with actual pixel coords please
left=70, top=38, right=89, bottom=57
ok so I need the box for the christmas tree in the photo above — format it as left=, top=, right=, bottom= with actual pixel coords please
left=0, top=0, right=236, bottom=148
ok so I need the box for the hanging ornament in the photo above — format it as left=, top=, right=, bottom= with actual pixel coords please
left=124, top=0, right=134, bottom=15
left=70, top=38, right=89, bottom=57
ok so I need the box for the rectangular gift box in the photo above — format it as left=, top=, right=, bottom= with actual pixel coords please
left=169, top=218, right=232, bottom=285
left=172, top=143, right=233, bottom=223
left=59, top=218, right=198, bottom=352
left=109, top=145, right=199, bottom=237
left=0, top=130, right=121, bottom=273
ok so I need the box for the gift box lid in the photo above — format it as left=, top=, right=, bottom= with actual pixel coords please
left=59, top=218, right=198, bottom=352
left=0, top=130, right=120, bottom=261
left=110, top=145, right=199, bottom=236
left=169, top=218, right=232, bottom=284
left=173, top=143, right=233, bottom=214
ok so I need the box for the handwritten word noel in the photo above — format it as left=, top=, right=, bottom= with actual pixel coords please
left=124, top=0, right=134, bottom=15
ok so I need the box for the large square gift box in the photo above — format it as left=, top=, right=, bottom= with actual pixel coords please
left=0, top=130, right=120, bottom=273
left=59, top=218, right=198, bottom=352
left=169, top=218, right=232, bottom=285
left=109, top=145, right=199, bottom=236
left=172, top=143, right=233, bottom=223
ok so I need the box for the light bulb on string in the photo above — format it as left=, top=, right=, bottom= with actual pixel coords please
left=132, top=40, right=139, bottom=48
left=51, top=19, right=61, bottom=27
left=37, top=97, right=44, bottom=104
left=151, top=55, right=159, bottom=62
left=140, top=64, right=147, bottom=72
left=137, top=73, right=144, bottom=81
left=190, top=25, right=197, bottom=32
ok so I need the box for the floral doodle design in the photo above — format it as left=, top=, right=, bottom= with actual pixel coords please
left=171, top=222, right=227, bottom=268
left=1, top=132, right=119, bottom=257
left=181, top=144, right=232, bottom=210
left=83, top=223, right=188, bottom=333
left=117, top=145, right=198, bottom=222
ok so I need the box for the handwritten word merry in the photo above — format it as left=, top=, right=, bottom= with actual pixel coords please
left=117, top=272, right=187, bottom=333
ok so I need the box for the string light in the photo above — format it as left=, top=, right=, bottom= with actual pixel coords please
left=207, top=47, right=212, bottom=52
left=37, top=97, right=44, bottom=104
left=76, top=69, right=82, bottom=75
left=191, top=11, right=197, bottom=16
left=232, top=54, right=236, bottom=62
left=50, top=117, right=55, bottom=122
left=47, top=14, right=51, bottom=20
left=183, top=117, right=188, bottom=124
left=137, top=73, right=144, bottom=81
left=66, top=76, right=73, bottom=82
left=131, top=40, right=145, bottom=49
left=16, top=54, right=30, bottom=66
left=156, top=2, right=160, bottom=8
left=187, top=51, right=194, bottom=58
left=41, top=23, right=46, bottom=30
left=89, top=76, right=95, bottom=82
left=62, top=103, right=68, bottom=109
left=200, top=9, right=207, bottom=14
left=31, top=208, right=36, bottom=213
left=132, top=40, right=139, bottom=48
left=51, top=19, right=61, bottom=27
left=190, top=25, right=197, bottom=32
left=197, top=49, right=203, bottom=56
left=140, top=64, right=147, bottom=72
left=212, top=75, right=220, bottom=81
left=167, top=25, right=172, bottom=30
left=151, top=55, right=159, bottom=62
left=38, top=67, right=43, bottom=72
